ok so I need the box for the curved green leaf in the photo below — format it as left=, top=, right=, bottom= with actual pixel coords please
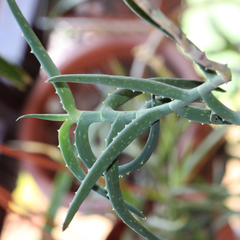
left=47, top=74, right=189, bottom=100
left=198, top=90, right=240, bottom=125
left=17, top=114, right=70, bottom=122
left=105, top=112, right=162, bottom=240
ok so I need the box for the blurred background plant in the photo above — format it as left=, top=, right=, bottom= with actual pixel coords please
left=0, top=0, right=240, bottom=240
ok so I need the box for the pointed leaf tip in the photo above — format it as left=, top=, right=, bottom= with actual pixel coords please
left=62, top=222, right=68, bottom=231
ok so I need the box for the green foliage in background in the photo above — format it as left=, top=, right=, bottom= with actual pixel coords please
left=0, top=56, right=32, bottom=91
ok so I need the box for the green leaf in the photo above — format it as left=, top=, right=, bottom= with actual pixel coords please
left=123, top=0, right=175, bottom=42
left=0, top=56, right=32, bottom=91
left=17, top=114, right=70, bottom=122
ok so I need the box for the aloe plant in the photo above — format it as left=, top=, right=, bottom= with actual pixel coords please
left=6, top=0, right=240, bottom=239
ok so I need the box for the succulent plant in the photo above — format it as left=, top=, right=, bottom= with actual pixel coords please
left=7, top=0, right=239, bottom=239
